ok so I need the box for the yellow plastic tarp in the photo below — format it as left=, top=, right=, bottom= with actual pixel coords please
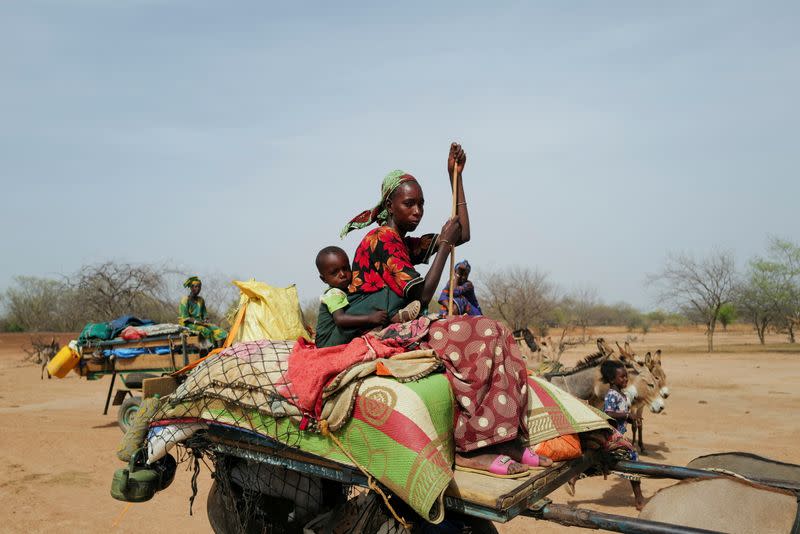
left=231, top=280, right=311, bottom=342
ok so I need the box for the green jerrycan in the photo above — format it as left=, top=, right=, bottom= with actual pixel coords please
left=111, top=449, right=160, bottom=502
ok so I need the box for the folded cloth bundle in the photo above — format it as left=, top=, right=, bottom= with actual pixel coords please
left=102, top=347, right=171, bottom=358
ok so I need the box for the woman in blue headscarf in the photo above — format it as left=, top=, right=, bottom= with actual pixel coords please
left=437, top=259, right=483, bottom=317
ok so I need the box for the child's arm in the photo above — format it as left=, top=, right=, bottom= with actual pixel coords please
left=322, top=288, right=387, bottom=329
left=603, top=409, right=641, bottom=424
left=603, top=390, right=637, bottom=422
left=332, top=308, right=388, bottom=329
left=604, top=409, right=631, bottom=420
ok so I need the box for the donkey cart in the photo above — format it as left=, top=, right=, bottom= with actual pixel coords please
left=189, top=424, right=800, bottom=534
left=76, top=332, right=204, bottom=431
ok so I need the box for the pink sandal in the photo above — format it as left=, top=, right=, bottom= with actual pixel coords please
left=455, top=454, right=529, bottom=479
left=522, top=448, right=552, bottom=468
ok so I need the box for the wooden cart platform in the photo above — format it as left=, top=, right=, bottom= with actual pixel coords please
left=445, top=453, right=597, bottom=522
left=77, top=332, right=206, bottom=421
left=78, top=332, right=204, bottom=377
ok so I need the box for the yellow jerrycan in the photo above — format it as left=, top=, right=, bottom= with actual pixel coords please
left=47, top=345, right=80, bottom=378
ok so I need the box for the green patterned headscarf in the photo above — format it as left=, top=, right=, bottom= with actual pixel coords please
left=339, top=170, right=418, bottom=238
left=183, top=276, right=201, bottom=288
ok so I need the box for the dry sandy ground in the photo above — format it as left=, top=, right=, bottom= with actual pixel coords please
left=0, top=327, right=798, bottom=533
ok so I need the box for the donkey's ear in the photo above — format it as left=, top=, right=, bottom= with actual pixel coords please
left=654, top=349, right=662, bottom=364
left=616, top=341, right=623, bottom=353
left=645, top=352, right=652, bottom=367
left=624, top=341, right=632, bottom=354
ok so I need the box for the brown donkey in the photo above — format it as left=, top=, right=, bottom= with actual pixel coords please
left=542, top=338, right=614, bottom=400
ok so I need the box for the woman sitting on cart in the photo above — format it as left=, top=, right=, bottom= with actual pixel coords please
left=178, top=276, right=228, bottom=348
left=333, top=143, right=552, bottom=477
left=437, top=259, right=482, bottom=317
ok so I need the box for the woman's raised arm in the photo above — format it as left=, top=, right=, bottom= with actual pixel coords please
left=408, top=143, right=471, bottom=305
left=409, top=217, right=461, bottom=305
left=447, top=143, right=470, bottom=245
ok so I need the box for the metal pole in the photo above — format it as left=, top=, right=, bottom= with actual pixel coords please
left=103, top=368, right=116, bottom=415
left=614, top=460, right=723, bottom=480
left=530, top=503, right=724, bottom=534
left=181, top=333, right=189, bottom=367
left=615, top=459, right=800, bottom=491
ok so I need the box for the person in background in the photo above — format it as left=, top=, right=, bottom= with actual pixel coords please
left=178, top=276, right=228, bottom=348
left=437, top=259, right=482, bottom=317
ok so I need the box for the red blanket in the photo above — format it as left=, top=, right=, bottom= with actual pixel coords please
left=286, top=336, right=405, bottom=415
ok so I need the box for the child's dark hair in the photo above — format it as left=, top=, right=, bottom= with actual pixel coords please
left=315, top=246, right=348, bottom=271
left=600, top=359, right=626, bottom=384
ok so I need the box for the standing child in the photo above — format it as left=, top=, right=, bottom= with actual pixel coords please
left=314, top=246, right=420, bottom=348
left=600, top=359, right=645, bottom=510
left=566, top=359, right=644, bottom=510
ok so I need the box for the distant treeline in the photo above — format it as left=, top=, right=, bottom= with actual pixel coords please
left=472, top=266, right=688, bottom=337
left=5, top=237, right=799, bottom=349
left=471, top=237, right=800, bottom=350
left=0, top=262, right=239, bottom=332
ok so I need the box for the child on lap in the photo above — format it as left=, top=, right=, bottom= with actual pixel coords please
left=314, top=246, right=420, bottom=347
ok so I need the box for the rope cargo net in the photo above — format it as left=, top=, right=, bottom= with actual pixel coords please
left=126, top=338, right=414, bottom=533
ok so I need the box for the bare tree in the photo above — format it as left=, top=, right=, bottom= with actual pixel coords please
left=479, top=266, right=558, bottom=332
left=0, top=262, right=246, bottom=332
left=2, top=276, right=78, bottom=331
left=737, top=238, right=800, bottom=343
left=564, top=285, right=600, bottom=341
left=766, top=238, right=800, bottom=342
left=71, top=262, right=174, bottom=323
left=736, top=280, right=775, bottom=344
left=301, top=298, right=320, bottom=332
left=735, top=260, right=788, bottom=344
left=647, top=251, right=735, bottom=352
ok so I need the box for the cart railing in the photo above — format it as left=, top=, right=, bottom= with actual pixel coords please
left=525, top=501, right=723, bottom=534
left=615, top=459, right=800, bottom=492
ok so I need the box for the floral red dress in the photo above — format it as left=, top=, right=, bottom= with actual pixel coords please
left=349, top=226, right=438, bottom=298
left=347, top=225, right=530, bottom=452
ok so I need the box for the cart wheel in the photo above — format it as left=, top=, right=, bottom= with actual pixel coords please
left=207, top=479, right=296, bottom=534
left=444, top=512, right=499, bottom=534
left=117, top=395, right=142, bottom=432
left=207, top=480, right=238, bottom=534
left=461, top=517, right=498, bottom=533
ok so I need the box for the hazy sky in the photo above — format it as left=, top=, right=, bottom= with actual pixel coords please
left=2, top=1, right=798, bottom=311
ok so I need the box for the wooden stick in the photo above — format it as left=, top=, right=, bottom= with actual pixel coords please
left=447, top=162, right=459, bottom=316
left=112, top=503, right=133, bottom=528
